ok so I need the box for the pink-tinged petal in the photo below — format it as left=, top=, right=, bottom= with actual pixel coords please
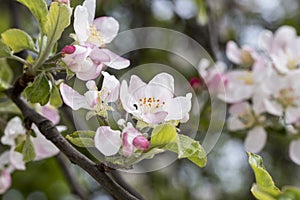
left=226, top=41, right=242, bottom=64
left=74, top=6, right=90, bottom=44
left=142, top=111, right=168, bottom=124
left=82, top=0, right=95, bottom=23
left=132, top=136, right=150, bottom=151
left=9, top=150, right=25, bottom=170
left=122, top=132, right=134, bottom=157
left=93, top=17, right=119, bottom=44
left=100, top=49, right=130, bottom=70
left=76, top=62, right=104, bottom=81
left=289, top=139, right=300, bottom=165
left=94, top=126, right=121, bottom=156
left=60, top=83, right=90, bottom=110
left=128, top=75, right=147, bottom=94
left=228, top=101, right=251, bottom=115
left=244, top=126, right=267, bottom=153
left=89, top=48, right=111, bottom=64
left=31, top=125, right=59, bottom=160
left=164, top=93, right=192, bottom=121
left=39, top=105, right=60, bottom=125
left=285, top=107, right=300, bottom=124
left=101, top=71, right=120, bottom=102
left=2, top=117, right=26, bottom=146
left=0, top=170, right=11, bottom=194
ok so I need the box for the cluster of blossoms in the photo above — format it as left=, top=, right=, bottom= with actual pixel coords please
left=197, top=26, right=300, bottom=165
left=0, top=105, right=64, bottom=193
left=59, top=0, right=192, bottom=158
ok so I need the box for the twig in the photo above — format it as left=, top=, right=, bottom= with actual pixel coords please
left=5, top=74, right=142, bottom=200
left=56, top=153, right=88, bottom=200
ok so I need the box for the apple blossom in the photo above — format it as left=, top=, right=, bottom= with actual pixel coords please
left=227, top=102, right=267, bottom=153
left=260, top=25, right=300, bottom=73
left=289, top=138, right=300, bottom=165
left=61, top=44, right=130, bottom=81
left=226, top=41, right=257, bottom=67
left=120, top=73, right=192, bottom=125
left=60, top=71, right=120, bottom=117
left=94, top=123, right=150, bottom=157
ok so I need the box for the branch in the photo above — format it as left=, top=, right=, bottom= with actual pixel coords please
left=5, top=75, right=141, bottom=200
left=56, top=153, right=89, bottom=200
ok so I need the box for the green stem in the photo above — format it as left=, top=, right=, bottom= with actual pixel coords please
left=10, top=55, right=31, bottom=66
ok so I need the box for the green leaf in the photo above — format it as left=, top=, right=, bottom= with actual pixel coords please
left=17, top=0, right=48, bottom=32
left=151, top=124, right=178, bottom=146
left=0, top=58, right=13, bottom=91
left=66, top=130, right=96, bottom=148
left=166, top=134, right=207, bottom=167
left=24, top=74, right=50, bottom=105
left=251, top=184, right=277, bottom=200
left=248, top=152, right=281, bottom=197
left=0, top=100, right=21, bottom=114
left=22, top=134, right=36, bottom=162
left=45, top=2, right=72, bottom=47
left=1, top=29, right=36, bottom=53
left=0, top=40, right=12, bottom=58
left=280, top=186, right=300, bottom=200
left=50, top=85, right=63, bottom=107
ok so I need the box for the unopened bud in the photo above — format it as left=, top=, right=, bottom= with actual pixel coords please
left=133, top=136, right=150, bottom=151
left=61, top=45, right=76, bottom=55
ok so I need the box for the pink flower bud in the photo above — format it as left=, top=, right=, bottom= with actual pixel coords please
left=61, top=45, right=76, bottom=55
left=190, top=77, right=202, bottom=90
left=53, top=0, right=70, bottom=6
left=132, top=136, right=150, bottom=151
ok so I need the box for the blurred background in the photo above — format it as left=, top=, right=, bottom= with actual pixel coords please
left=1, top=0, right=300, bottom=199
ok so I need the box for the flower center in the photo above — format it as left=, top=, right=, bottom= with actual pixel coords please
left=277, top=88, right=297, bottom=107
left=238, top=110, right=255, bottom=128
left=237, top=72, right=254, bottom=85
left=88, top=24, right=105, bottom=47
left=135, top=97, right=166, bottom=112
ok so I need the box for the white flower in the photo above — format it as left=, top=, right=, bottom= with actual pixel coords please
left=120, top=73, right=192, bottom=125
left=94, top=123, right=149, bottom=157
left=289, top=138, right=300, bottom=165
left=227, top=102, right=267, bottom=153
left=60, top=72, right=120, bottom=117
left=260, top=26, right=300, bottom=73
left=226, top=41, right=257, bottom=67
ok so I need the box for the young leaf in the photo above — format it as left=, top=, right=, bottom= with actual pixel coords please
left=1, top=29, right=36, bottom=53
left=251, top=184, right=277, bottom=200
left=0, top=58, right=13, bottom=91
left=0, top=101, right=21, bottom=114
left=0, top=40, right=12, bottom=58
left=248, top=152, right=281, bottom=197
left=50, top=85, right=63, bottom=107
left=280, top=186, right=300, bottom=200
left=22, top=134, right=36, bottom=162
left=166, top=134, right=207, bottom=167
left=45, top=2, right=72, bottom=47
left=24, top=74, right=51, bottom=105
left=151, top=124, right=178, bottom=146
left=17, top=0, right=48, bottom=32
left=66, top=130, right=96, bottom=148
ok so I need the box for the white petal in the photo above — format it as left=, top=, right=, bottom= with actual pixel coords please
left=31, top=125, right=59, bottom=160
left=60, top=83, right=91, bottom=110
left=164, top=93, right=192, bottom=121
left=2, top=117, right=26, bottom=146
left=227, top=116, right=246, bottom=131
left=120, top=80, right=133, bottom=113
left=226, top=41, right=242, bottom=64
left=259, top=30, right=273, bottom=52
left=148, top=72, right=174, bottom=95
left=93, top=17, right=119, bottom=44
left=9, top=150, right=25, bottom=170
left=0, top=170, right=11, bottom=194
left=74, top=6, right=90, bottom=44
left=94, top=126, right=122, bottom=156
left=76, top=62, right=104, bottom=81
left=285, top=107, right=300, bottom=124
left=82, top=0, right=95, bottom=23
left=101, top=71, right=120, bottom=102
left=289, top=139, right=300, bottom=165
left=244, top=126, right=267, bottom=153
